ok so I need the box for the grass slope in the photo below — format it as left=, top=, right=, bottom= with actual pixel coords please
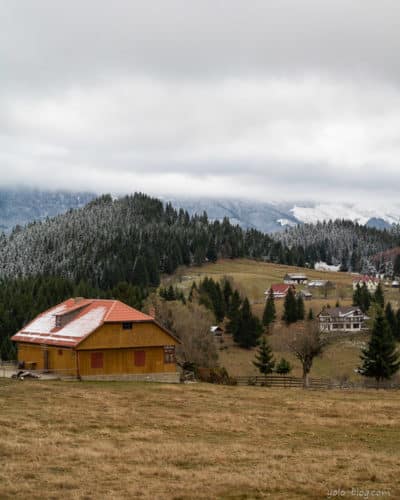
left=1, top=380, right=399, bottom=499
left=164, top=259, right=400, bottom=381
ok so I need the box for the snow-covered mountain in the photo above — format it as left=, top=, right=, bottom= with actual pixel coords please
left=0, top=188, right=95, bottom=233
left=169, top=198, right=400, bottom=233
left=1, top=188, right=400, bottom=234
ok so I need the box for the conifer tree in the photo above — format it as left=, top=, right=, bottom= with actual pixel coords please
left=359, top=309, right=400, bottom=386
left=296, top=294, right=305, bottom=320
left=275, top=357, right=292, bottom=375
left=253, top=336, right=275, bottom=377
left=234, top=297, right=262, bottom=348
left=373, top=283, right=385, bottom=308
left=226, top=290, right=242, bottom=337
left=262, top=288, right=276, bottom=329
left=222, top=279, right=233, bottom=310
left=385, top=302, right=396, bottom=338
left=282, top=287, right=298, bottom=324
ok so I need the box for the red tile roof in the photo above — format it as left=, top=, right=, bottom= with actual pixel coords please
left=353, top=275, right=380, bottom=283
left=269, top=284, right=295, bottom=294
left=11, top=298, right=156, bottom=348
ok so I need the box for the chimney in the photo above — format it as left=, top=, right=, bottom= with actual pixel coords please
left=74, top=297, right=84, bottom=304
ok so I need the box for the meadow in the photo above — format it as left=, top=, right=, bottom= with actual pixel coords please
left=1, top=379, right=399, bottom=499
left=164, top=259, right=400, bottom=381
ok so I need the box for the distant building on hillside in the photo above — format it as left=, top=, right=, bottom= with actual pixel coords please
left=210, top=325, right=223, bottom=336
left=352, top=276, right=380, bottom=292
left=297, top=290, right=312, bottom=300
left=283, top=273, right=308, bottom=285
left=392, top=280, right=400, bottom=289
left=266, top=284, right=296, bottom=299
left=308, top=280, right=329, bottom=288
left=318, top=306, right=369, bottom=333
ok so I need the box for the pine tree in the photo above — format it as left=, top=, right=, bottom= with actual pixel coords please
left=226, top=290, right=242, bottom=337
left=275, top=357, right=292, bottom=375
left=282, top=287, right=298, bottom=324
left=253, top=336, right=275, bottom=376
left=385, top=302, right=396, bottom=338
left=373, top=283, right=385, bottom=308
left=234, top=297, right=262, bottom=348
left=394, top=254, right=400, bottom=277
left=359, top=309, right=400, bottom=386
left=262, top=288, right=276, bottom=329
left=296, top=294, right=305, bottom=320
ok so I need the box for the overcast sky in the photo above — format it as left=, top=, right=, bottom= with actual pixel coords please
left=1, top=1, right=400, bottom=203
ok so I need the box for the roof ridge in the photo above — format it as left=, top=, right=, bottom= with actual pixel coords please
left=104, top=299, right=118, bottom=321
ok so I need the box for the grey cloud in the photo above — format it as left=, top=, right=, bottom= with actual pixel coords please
left=1, top=1, right=400, bottom=204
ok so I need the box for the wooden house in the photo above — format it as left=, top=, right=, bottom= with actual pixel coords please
left=352, top=275, right=380, bottom=292
left=266, top=284, right=296, bottom=299
left=11, top=298, right=180, bottom=382
left=283, top=273, right=308, bottom=285
left=318, top=306, right=368, bottom=333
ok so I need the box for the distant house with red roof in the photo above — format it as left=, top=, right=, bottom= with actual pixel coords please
left=265, top=284, right=296, bottom=300
left=11, top=298, right=180, bottom=382
left=352, top=275, right=380, bottom=292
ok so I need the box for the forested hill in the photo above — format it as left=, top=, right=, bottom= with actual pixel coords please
left=0, top=193, right=287, bottom=289
left=1, top=194, right=399, bottom=291
left=273, top=219, right=400, bottom=273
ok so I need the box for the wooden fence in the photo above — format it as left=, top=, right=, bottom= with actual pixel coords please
left=235, top=375, right=334, bottom=389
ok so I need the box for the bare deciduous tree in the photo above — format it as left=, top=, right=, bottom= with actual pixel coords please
left=280, top=321, right=326, bottom=388
left=144, top=295, right=218, bottom=369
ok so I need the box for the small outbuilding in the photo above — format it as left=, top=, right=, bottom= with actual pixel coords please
left=11, top=298, right=180, bottom=382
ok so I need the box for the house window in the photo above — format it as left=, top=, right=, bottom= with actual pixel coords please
left=58, top=349, right=63, bottom=356
left=91, top=352, right=103, bottom=369
left=164, top=346, right=176, bottom=364
left=346, top=324, right=351, bottom=329
left=353, top=323, right=360, bottom=329
left=134, top=350, right=146, bottom=366
left=122, top=322, right=133, bottom=330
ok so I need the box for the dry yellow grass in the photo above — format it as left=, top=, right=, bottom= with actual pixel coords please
left=1, top=379, right=399, bottom=500
left=167, top=259, right=355, bottom=304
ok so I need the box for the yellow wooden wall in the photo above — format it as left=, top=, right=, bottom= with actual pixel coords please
left=15, top=322, right=178, bottom=377
left=17, top=343, right=77, bottom=375
left=78, top=321, right=179, bottom=350
left=78, top=346, right=176, bottom=376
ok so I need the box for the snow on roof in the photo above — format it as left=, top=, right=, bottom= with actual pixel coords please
left=11, top=298, right=155, bottom=348
left=23, top=304, right=68, bottom=334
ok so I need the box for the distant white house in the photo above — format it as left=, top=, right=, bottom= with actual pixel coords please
left=392, top=280, right=400, bottom=289
left=308, top=280, right=329, bottom=288
left=352, top=276, right=380, bottom=292
left=318, top=306, right=369, bottom=333
left=266, top=284, right=296, bottom=299
left=283, top=273, right=308, bottom=285
left=210, top=325, right=223, bottom=336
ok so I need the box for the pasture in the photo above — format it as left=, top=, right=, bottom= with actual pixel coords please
left=1, top=379, right=399, bottom=499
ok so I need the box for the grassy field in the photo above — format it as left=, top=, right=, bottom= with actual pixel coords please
left=1, top=379, right=399, bottom=499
